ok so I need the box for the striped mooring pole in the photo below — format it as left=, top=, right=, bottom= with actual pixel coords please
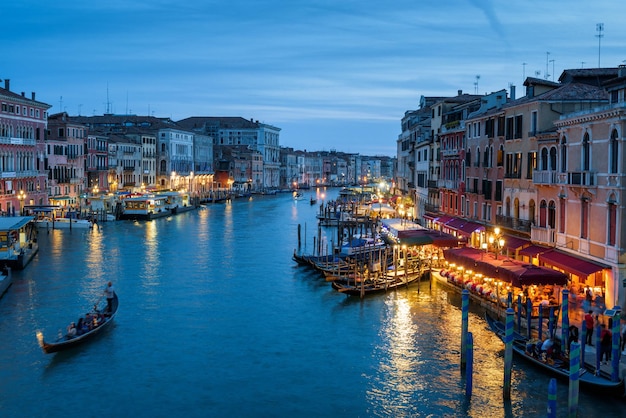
left=503, top=307, right=514, bottom=400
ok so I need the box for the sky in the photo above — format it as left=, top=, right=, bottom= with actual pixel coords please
left=3, top=1, right=626, bottom=157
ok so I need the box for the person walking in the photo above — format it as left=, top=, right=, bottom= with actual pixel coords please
left=103, top=281, right=115, bottom=313
left=584, top=310, right=594, bottom=345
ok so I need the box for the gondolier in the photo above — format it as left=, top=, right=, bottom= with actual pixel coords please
left=104, top=281, right=116, bottom=313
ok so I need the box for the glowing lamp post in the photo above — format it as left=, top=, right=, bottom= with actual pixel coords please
left=488, top=227, right=505, bottom=259
left=17, top=190, right=25, bottom=215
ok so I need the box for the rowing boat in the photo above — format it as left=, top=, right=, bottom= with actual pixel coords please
left=37, top=293, right=118, bottom=354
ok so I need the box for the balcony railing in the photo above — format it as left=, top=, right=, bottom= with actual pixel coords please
left=0, top=136, right=36, bottom=146
left=531, top=225, right=556, bottom=246
left=427, top=180, right=438, bottom=189
left=532, top=170, right=558, bottom=185
left=424, top=203, right=439, bottom=213
left=495, top=214, right=531, bottom=233
left=437, top=179, right=459, bottom=189
left=557, top=171, right=597, bottom=187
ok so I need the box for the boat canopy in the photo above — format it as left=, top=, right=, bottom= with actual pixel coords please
left=0, top=216, right=35, bottom=231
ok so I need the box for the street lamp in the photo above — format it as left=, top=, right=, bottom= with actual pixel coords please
left=17, top=190, right=25, bottom=215
left=488, top=227, right=505, bottom=259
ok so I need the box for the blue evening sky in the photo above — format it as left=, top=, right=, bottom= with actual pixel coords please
left=3, top=1, right=626, bottom=156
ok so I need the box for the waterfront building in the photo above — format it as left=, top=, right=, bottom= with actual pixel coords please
left=279, top=147, right=299, bottom=189
left=550, top=66, right=626, bottom=309
left=398, top=67, right=626, bottom=310
left=0, top=80, right=51, bottom=214
left=73, top=115, right=202, bottom=192
left=462, top=90, right=510, bottom=237
left=125, top=130, right=157, bottom=190
left=107, top=133, right=142, bottom=192
left=46, top=112, right=88, bottom=209
left=433, top=92, right=482, bottom=225
left=177, top=117, right=281, bottom=189
left=86, top=133, right=109, bottom=193
left=397, top=96, right=446, bottom=220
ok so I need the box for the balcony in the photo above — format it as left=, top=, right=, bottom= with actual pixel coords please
left=427, top=180, right=438, bottom=189
left=424, top=203, right=439, bottom=213
left=532, top=170, right=558, bottom=185
left=437, top=179, right=459, bottom=189
left=557, top=171, right=597, bottom=187
left=0, top=136, right=36, bottom=146
left=531, top=225, right=556, bottom=246
left=441, top=149, right=461, bottom=157
left=496, top=214, right=531, bottom=233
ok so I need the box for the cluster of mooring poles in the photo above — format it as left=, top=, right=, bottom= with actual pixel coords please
left=459, top=288, right=623, bottom=417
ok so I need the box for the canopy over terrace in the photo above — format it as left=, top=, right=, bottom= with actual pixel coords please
left=443, top=247, right=568, bottom=288
left=380, top=219, right=462, bottom=247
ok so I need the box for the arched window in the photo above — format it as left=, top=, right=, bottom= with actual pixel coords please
left=529, top=199, right=536, bottom=226
left=559, top=197, right=566, bottom=233
left=610, top=129, right=619, bottom=174
left=549, top=147, right=557, bottom=171
left=548, top=201, right=556, bottom=229
left=476, top=147, right=481, bottom=168
left=497, top=145, right=504, bottom=167
left=580, top=196, right=589, bottom=239
left=540, top=148, right=549, bottom=170
left=582, top=132, right=590, bottom=171
left=559, top=136, right=567, bottom=173
left=483, top=146, right=489, bottom=167
left=608, top=193, right=617, bottom=246
left=466, top=148, right=472, bottom=167
left=539, top=200, right=547, bottom=227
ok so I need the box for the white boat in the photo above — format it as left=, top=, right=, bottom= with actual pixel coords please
left=35, top=217, right=94, bottom=229
left=27, top=206, right=95, bottom=229
left=119, top=195, right=171, bottom=220
left=159, top=191, right=196, bottom=214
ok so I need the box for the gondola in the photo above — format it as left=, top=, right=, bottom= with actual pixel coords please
left=332, top=270, right=423, bottom=297
left=36, top=293, right=118, bottom=354
left=485, top=312, right=625, bottom=397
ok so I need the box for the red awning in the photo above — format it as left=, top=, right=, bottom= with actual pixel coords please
left=443, top=247, right=568, bottom=287
left=503, top=235, right=531, bottom=252
left=423, top=213, right=437, bottom=220
left=539, top=250, right=607, bottom=278
left=435, top=215, right=454, bottom=224
left=444, top=218, right=485, bottom=237
left=518, top=244, right=550, bottom=257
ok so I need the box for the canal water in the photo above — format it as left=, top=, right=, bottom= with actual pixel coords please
left=0, top=188, right=622, bottom=417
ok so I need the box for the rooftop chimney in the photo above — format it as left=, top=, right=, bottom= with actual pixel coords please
left=510, top=85, right=516, bottom=100
left=21, top=92, right=25, bottom=97
left=458, top=89, right=463, bottom=96
left=619, top=64, right=626, bottom=78
left=31, top=92, right=36, bottom=101
left=4, top=79, right=9, bottom=91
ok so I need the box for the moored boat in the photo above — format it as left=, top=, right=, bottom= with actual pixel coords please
left=332, top=269, right=424, bottom=297
left=37, top=293, right=119, bottom=354
left=485, top=312, right=625, bottom=397
left=119, top=195, right=171, bottom=220
left=36, top=217, right=94, bottom=229
left=0, top=216, right=39, bottom=270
